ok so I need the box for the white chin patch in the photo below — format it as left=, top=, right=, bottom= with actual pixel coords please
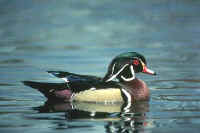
left=106, top=64, right=129, bottom=82
left=120, top=65, right=135, bottom=82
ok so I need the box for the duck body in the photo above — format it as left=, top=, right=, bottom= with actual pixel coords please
left=23, top=71, right=149, bottom=103
left=24, top=71, right=123, bottom=102
left=23, top=52, right=156, bottom=104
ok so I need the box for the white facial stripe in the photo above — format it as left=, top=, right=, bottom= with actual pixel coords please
left=120, top=65, right=135, bottom=81
left=106, top=64, right=129, bottom=82
left=111, top=63, right=116, bottom=75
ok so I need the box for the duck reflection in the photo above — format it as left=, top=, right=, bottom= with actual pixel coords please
left=35, top=101, right=149, bottom=132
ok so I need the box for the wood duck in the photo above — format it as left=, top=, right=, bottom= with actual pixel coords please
left=23, top=52, right=156, bottom=105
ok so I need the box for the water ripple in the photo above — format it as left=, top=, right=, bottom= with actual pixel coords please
left=153, top=79, right=200, bottom=83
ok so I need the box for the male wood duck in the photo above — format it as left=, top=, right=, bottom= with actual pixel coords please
left=23, top=52, right=156, bottom=104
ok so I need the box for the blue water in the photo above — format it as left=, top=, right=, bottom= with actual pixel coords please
left=1, top=0, right=200, bottom=133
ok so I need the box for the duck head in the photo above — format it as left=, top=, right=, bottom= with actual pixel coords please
left=103, top=52, right=156, bottom=82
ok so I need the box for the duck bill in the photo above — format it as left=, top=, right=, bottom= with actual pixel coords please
left=142, top=66, right=156, bottom=75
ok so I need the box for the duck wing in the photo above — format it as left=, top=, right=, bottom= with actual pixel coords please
left=47, top=71, right=121, bottom=93
left=23, top=71, right=121, bottom=101
left=47, top=71, right=101, bottom=83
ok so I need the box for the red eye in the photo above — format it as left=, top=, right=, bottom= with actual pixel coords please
left=133, top=60, right=139, bottom=66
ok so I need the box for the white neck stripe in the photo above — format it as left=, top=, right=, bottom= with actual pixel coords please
left=121, top=88, right=132, bottom=111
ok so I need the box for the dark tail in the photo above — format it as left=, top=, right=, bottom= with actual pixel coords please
left=23, top=81, right=68, bottom=99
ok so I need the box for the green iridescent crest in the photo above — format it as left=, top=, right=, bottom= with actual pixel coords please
left=115, top=52, right=146, bottom=65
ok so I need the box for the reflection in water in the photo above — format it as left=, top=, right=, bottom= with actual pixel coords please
left=34, top=101, right=149, bottom=132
